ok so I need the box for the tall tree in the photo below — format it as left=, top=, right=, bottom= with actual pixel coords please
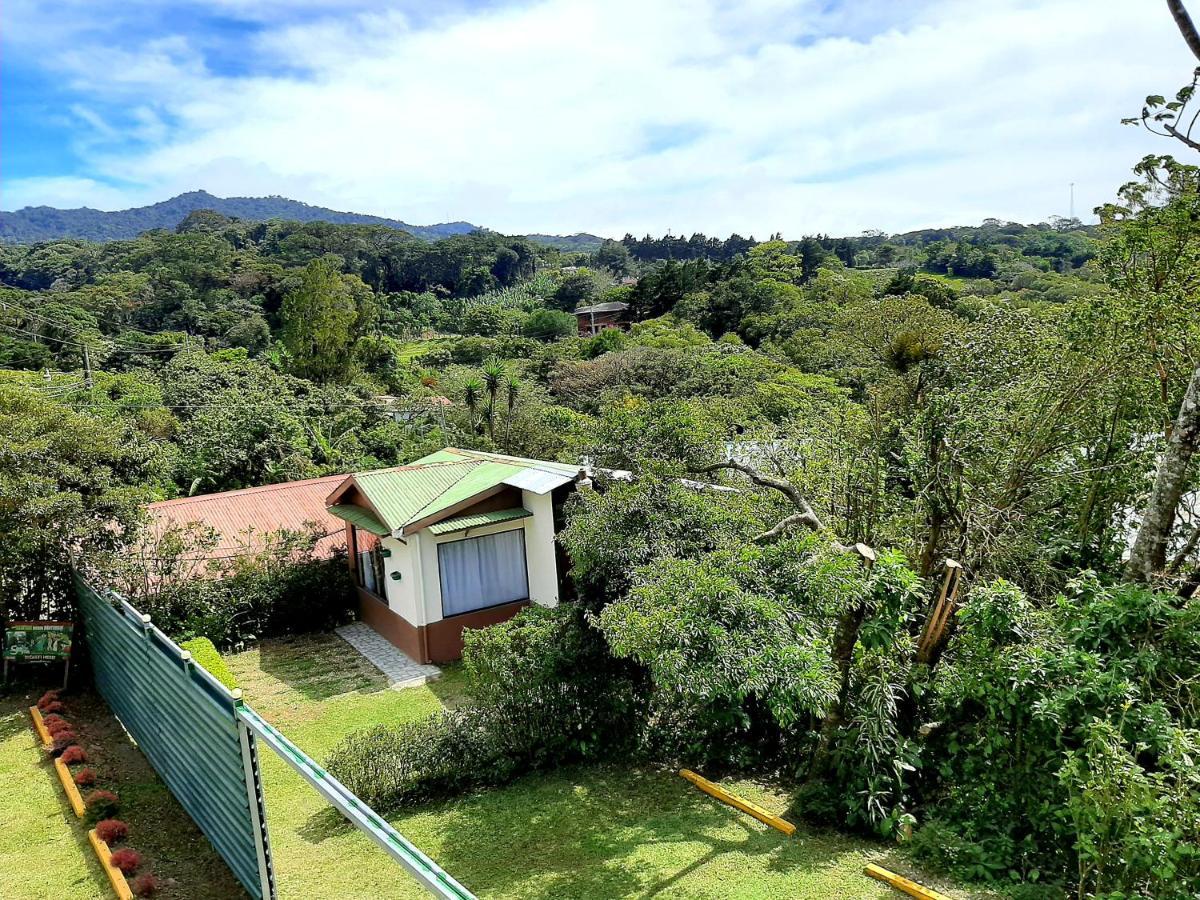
left=279, top=257, right=365, bottom=383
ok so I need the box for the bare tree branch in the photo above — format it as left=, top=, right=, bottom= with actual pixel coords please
left=691, top=459, right=826, bottom=543
left=1169, top=0, right=1200, bottom=63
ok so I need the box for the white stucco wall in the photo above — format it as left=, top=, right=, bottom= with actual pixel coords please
left=521, top=489, right=560, bottom=609
left=402, top=497, right=561, bottom=626
left=380, top=535, right=422, bottom=625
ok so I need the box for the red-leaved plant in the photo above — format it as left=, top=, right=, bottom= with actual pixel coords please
left=109, top=848, right=141, bottom=875
left=83, top=789, right=120, bottom=823
left=60, top=745, right=87, bottom=765
left=51, top=732, right=78, bottom=755
left=37, top=690, right=61, bottom=710
left=131, top=873, right=159, bottom=897
left=47, top=721, right=74, bottom=738
left=74, top=768, right=97, bottom=787
left=95, top=818, right=129, bottom=845
left=41, top=700, right=65, bottom=715
left=42, top=713, right=69, bottom=730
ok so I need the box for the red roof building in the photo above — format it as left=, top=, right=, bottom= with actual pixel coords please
left=145, top=475, right=349, bottom=565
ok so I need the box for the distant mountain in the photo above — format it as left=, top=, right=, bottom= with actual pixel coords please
left=0, top=190, right=481, bottom=243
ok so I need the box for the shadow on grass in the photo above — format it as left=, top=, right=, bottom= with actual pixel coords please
left=254, top=633, right=390, bottom=701
left=293, top=764, right=850, bottom=900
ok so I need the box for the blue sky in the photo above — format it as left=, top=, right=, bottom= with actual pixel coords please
left=1, top=0, right=1195, bottom=236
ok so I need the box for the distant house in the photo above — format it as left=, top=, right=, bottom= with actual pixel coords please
left=144, top=475, right=349, bottom=576
left=377, top=394, right=453, bottom=427
left=575, top=301, right=629, bottom=337
left=325, top=448, right=588, bottom=663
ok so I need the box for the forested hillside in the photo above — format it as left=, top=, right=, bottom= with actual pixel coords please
left=0, top=190, right=482, bottom=243
left=2, top=157, right=1198, bottom=897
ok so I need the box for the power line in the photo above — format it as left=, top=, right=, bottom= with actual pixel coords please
left=0, top=299, right=188, bottom=354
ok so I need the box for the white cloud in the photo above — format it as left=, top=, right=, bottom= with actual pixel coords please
left=4, top=0, right=1196, bottom=235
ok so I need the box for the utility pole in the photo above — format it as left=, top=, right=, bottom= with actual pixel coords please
left=82, top=344, right=94, bottom=390
left=1069, top=182, right=1075, bottom=220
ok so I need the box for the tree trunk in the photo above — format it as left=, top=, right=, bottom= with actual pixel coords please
left=1168, top=0, right=1200, bottom=62
left=1127, top=364, right=1200, bottom=582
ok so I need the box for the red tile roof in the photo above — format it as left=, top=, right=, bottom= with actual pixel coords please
left=146, top=474, right=350, bottom=561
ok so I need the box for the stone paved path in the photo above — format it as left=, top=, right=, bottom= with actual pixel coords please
left=336, top=622, right=441, bottom=690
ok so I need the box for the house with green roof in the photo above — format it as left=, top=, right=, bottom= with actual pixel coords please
left=325, top=448, right=588, bottom=663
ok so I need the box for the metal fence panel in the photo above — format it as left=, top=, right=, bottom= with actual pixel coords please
left=75, top=575, right=274, bottom=899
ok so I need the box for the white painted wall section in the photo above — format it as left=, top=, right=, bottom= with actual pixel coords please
left=380, top=535, right=422, bottom=625
left=522, top=489, right=560, bottom=608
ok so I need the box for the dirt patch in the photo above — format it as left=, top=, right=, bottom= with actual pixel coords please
left=48, top=689, right=248, bottom=900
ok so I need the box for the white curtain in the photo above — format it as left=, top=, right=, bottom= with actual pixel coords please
left=438, top=529, right=529, bottom=617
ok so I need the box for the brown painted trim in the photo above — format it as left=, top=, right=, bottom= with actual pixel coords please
left=424, top=599, right=530, bottom=663
left=357, top=589, right=427, bottom=662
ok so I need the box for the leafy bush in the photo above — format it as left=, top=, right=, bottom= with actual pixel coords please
left=95, top=819, right=128, bottom=845
left=50, top=732, right=78, bottom=754
left=922, top=575, right=1200, bottom=892
left=109, top=848, right=141, bottom=875
left=327, top=605, right=642, bottom=810
left=180, top=637, right=238, bottom=690
left=74, top=768, right=97, bottom=787
left=36, top=690, right=60, bottom=710
left=41, top=713, right=67, bottom=730
left=113, top=524, right=355, bottom=648
left=41, top=700, right=65, bottom=715
left=60, top=745, right=86, bottom=765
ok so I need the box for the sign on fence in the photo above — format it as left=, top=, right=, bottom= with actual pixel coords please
left=3, top=621, right=73, bottom=687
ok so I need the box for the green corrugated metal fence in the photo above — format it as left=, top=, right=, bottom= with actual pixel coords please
left=75, top=576, right=274, bottom=899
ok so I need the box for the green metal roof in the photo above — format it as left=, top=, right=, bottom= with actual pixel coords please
left=328, top=448, right=581, bottom=536
left=353, top=460, right=479, bottom=530
left=327, top=504, right=389, bottom=536
left=427, top=507, right=532, bottom=535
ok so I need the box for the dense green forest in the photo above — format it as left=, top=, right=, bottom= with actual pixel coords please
left=2, top=152, right=1199, bottom=897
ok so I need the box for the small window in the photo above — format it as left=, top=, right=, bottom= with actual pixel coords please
left=354, top=527, right=386, bottom=597
left=438, top=529, right=529, bottom=617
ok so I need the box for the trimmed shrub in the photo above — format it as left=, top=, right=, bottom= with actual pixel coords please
left=179, top=637, right=238, bottom=690
left=131, top=873, right=159, bottom=897
left=41, top=713, right=68, bottom=730
left=41, top=700, right=65, bottom=715
left=327, top=605, right=642, bottom=810
left=83, top=789, right=120, bottom=824
left=51, top=732, right=78, bottom=754
left=36, top=690, right=61, bottom=710
left=74, top=768, right=97, bottom=787
left=95, top=819, right=128, bottom=845
left=109, top=848, right=141, bottom=875
left=60, top=745, right=87, bottom=765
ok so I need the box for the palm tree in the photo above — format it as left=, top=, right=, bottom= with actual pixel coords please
left=481, top=358, right=505, bottom=440
left=503, top=377, right=521, bottom=451
left=463, top=377, right=483, bottom=433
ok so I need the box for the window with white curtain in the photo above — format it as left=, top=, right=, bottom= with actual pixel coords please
left=437, top=529, right=529, bottom=617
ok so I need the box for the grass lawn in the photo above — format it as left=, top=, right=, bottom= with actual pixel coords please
left=0, top=682, right=243, bottom=900
left=227, top=633, right=988, bottom=900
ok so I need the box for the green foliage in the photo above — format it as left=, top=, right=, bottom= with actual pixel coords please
left=924, top=575, right=1200, bottom=891
left=111, top=523, right=356, bottom=647
left=0, top=381, right=169, bottom=620
left=325, top=605, right=642, bottom=810
left=179, top=637, right=239, bottom=691
left=280, top=257, right=370, bottom=382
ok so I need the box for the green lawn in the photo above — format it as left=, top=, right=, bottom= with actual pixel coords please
left=0, top=682, right=243, bottom=900
left=227, top=633, right=985, bottom=900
